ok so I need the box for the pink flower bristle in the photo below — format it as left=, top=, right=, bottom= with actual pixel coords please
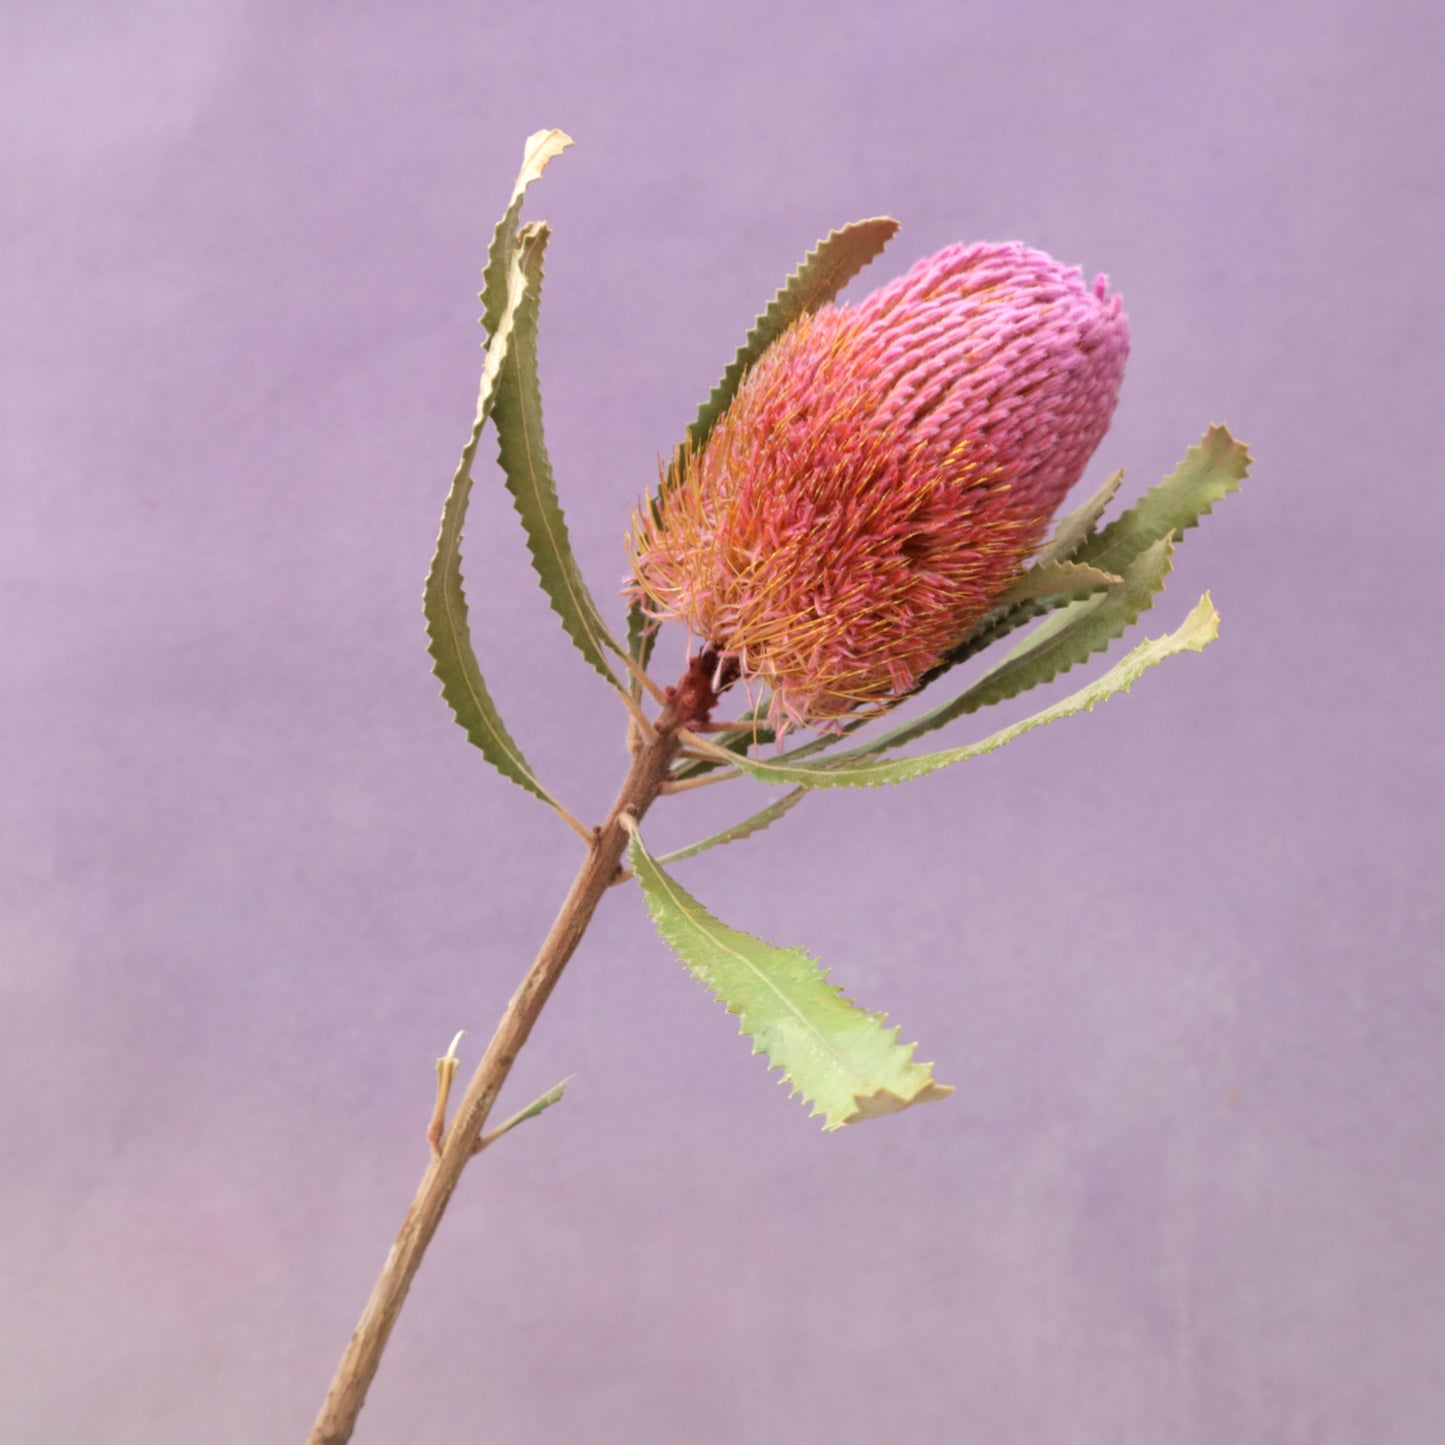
left=627, top=241, right=1129, bottom=734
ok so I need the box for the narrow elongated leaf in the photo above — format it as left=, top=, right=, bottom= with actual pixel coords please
left=478, top=1077, right=571, bottom=1149
left=917, top=481, right=1125, bottom=688
left=853, top=538, right=1173, bottom=757
left=492, top=222, right=625, bottom=688
left=628, top=825, right=952, bottom=1129
left=1033, top=467, right=1125, bottom=567
left=950, top=537, right=1175, bottom=713
left=631, top=217, right=901, bottom=673
left=480, top=129, right=573, bottom=338
left=1075, top=426, right=1251, bottom=575
left=994, top=560, right=1120, bottom=608
left=669, top=702, right=865, bottom=783
left=656, top=786, right=808, bottom=865
left=817, top=543, right=1169, bottom=765
left=923, top=429, right=1245, bottom=686
left=685, top=217, right=901, bottom=454
left=928, top=557, right=1125, bottom=683
left=686, top=594, right=1220, bottom=789
left=424, top=245, right=559, bottom=809
left=626, top=599, right=654, bottom=670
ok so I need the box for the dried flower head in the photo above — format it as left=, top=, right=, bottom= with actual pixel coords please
left=627, top=242, right=1130, bottom=731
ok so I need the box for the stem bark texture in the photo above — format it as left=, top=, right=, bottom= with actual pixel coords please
left=307, top=716, right=683, bottom=1444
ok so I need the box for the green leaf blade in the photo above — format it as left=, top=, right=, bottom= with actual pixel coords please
left=691, top=593, right=1221, bottom=789
left=917, top=428, right=1248, bottom=695
left=1033, top=467, right=1125, bottom=567
left=994, top=559, right=1121, bottom=609
left=631, top=218, right=900, bottom=680
left=686, top=217, right=901, bottom=453
left=424, top=243, right=559, bottom=810
left=492, top=223, right=625, bottom=689
left=656, top=786, right=808, bottom=865
left=939, top=535, right=1177, bottom=723
left=480, top=129, right=573, bottom=338
left=628, top=827, right=952, bottom=1129
left=1076, top=426, right=1251, bottom=576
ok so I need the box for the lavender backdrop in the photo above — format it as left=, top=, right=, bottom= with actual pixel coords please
left=3, top=2, right=1441, bottom=1442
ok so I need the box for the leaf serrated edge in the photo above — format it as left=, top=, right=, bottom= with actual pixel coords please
left=424, top=243, right=571, bottom=818
left=631, top=217, right=900, bottom=674
left=684, top=216, right=901, bottom=456
left=682, top=593, right=1221, bottom=790
left=798, top=540, right=1171, bottom=765
left=492, top=221, right=626, bottom=690
left=480, top=129, right=573, bottom=338
left=655, top=786, right=809, bottom=865
left=627, top=822, right=952, bottom=1128
left=1034, top=467, right=1126, bottom=567
left=1078, top=425, right=1251, bottom=575
left=922, top=428, right=1246, bottom=691
left=962, top=536, right=1176, bottom=709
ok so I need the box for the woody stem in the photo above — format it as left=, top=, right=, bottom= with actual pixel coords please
left=306, top=706, right=686, bottom=1445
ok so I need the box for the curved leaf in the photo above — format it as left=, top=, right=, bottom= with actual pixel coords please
left=924, top=428, right=1246, bottom=686
left=1033, top=467, right=1125, bottom=567
left=480, top=129, right=573, bottom=338
left=1076, top=426, right=1251, bottom=575
left=628, top=825, right=952, bottom=1129
left=424, top=242, right=559, bottom=810
left=686, top=593, right=1221, bottom=789
left=848, top=538, right=1174, bottom=757
left=493, top=221, right=625, bottom=689
left=631, top=217, right=901, bottom=672
left=994, top=559, right=1121, bottom=609
left=656, top=786, right=808, bottom=865
left=685, top=217, right=901, bottom=456
left=958, top=538, right=1175, bottom=709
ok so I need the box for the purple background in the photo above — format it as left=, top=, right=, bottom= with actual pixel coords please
left=3, top=2, right=1442, bottom=1441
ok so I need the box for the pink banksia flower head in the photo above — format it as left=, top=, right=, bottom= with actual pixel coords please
left=627, top=242, right=1130, bottom=732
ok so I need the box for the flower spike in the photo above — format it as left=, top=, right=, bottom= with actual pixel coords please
left=628, top=242, right=1129, bottom=732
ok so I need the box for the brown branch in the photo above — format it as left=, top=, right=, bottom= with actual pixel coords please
left=307, top=711, right=685, bottom=1445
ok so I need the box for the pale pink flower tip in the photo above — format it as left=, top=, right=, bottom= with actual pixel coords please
left=628, top=241, right=1130, bottom=732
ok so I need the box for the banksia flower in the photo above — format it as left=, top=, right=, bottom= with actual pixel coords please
left=627, top=242, right=1130, bottom=732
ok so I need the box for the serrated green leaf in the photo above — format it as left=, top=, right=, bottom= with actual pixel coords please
left=492, top=222, right=626, bottom=689
left=686, top=593, right=1221, bottom=789
left=850, top=539, right=1172, bottom=759
left=1033, top=467, right=1125, bottom=567
left=424, top=241, right=560, bottom=810
left=1075, top=426, right=1251, bottom=575
left=945, top=536, right=1175, bottom=714
left=632, top=218, right=901, bottom=677
left=914, top=482, right=1125, bottom=690
left=628, top=825, right=952, bottom=1129
left=656, top=786, right=808, bottom=865
left=920, top=428, right=1246, bottom=689
left=684, top=217, right=901, bottom=456
left=994, top=560, right=1121, bottom=608
left=480, top=129, right=572, bottom=338
left=752, top=552, right=1137, bottom=773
